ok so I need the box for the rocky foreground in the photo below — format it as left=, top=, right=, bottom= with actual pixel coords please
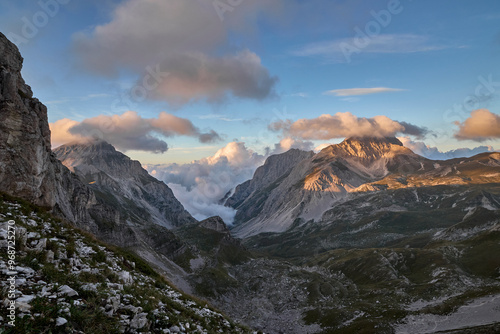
left=0, top=195, right=252, bottom=334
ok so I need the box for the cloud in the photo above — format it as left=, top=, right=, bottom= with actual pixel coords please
left=292, top=34, right=449, bottom=61
left=49, top=111, right=221, bottom=153
left=266, top=137, right=315, bottom=155
left=50, top=118, right=82, bottom=147
left=72, top=0, right=279, bottom=105
left=149, top=50, right=278, bottom=105
left=454, top=109, right=500, bottom=141
left=324, top=87, right=405, bottom=96
left=144, top=142, right=266, bottom=224
left=269, top=112, right=427, bottom=140
left=398, top=137, right=496, bottom=160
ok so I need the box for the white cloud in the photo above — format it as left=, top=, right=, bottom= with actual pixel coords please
left=292, top=34, right=449, bottom=61
left=72, top=0, right=280, bottom=105
left=149, top=50, right=277, bottom=106
left=324, top=87, right=405, bottom=96
left=144, top=142, right=266, bottom=224
left=267, top=137, right=315, bottom=155
left=398, top=136, right=496, bottom=160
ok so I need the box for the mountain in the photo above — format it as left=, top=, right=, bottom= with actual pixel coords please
left=0, top=32, right=197, bottom=291
left=225, top=148, right=314, bottom=224
left=218, top=137, right=500, bottom=333
left=54, top=139, right=194, bottom=228
left=0, top=194, right=250, bottom=333
left=228, top=136, right=435, bottom=237
left=228, top=137, right=500, bottom=238
left=0, top=32, right=95, bottom=227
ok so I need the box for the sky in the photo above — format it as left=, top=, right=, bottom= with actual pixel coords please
left=1, top=0, right=500, bottom=222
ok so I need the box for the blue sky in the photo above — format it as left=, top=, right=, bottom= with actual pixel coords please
left=1, top=0, right=500, bottom=164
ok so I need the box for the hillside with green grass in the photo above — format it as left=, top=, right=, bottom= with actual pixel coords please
left=0, top=193, right=252, bottom=334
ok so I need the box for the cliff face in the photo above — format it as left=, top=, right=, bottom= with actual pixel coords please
left=0, top=32, right=96, bottom=229
left=54, top=140, right=195, bottom=228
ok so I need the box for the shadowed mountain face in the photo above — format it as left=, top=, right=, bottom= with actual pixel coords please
left=54, top=139, right=195, bottom=228
left=227, top=136, right=500, bottom=238
left=0, top=32, right=96, bottom=226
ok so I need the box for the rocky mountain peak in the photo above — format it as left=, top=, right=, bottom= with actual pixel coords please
left=54, top=139, right=143, bottom=177
left=318, top=136, right=411, bottom=164
left=57, top=138, right=116, bottom=153
left=343, top=136, right=403, bottom=147
left=54, top=139, right=195, bottom=228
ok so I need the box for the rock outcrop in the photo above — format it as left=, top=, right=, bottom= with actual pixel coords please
left=0, top=32, right=96, bottom=230
left=54, top=139, right=195, bottom=228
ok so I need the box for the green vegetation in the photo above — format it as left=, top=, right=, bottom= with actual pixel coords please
left=0, top=194, right=251, bottom=334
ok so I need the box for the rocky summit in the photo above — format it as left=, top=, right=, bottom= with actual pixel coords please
left=54, top=139, right=194, bottom=229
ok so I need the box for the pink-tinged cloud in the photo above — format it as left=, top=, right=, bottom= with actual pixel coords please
left=150, top=50, right=278, bottom=106
left=49, top=111, right=221, bottom=153
left=72, top=0, right=279, bottom=105
left=50, top=118, right=84, bottom=147
left=269, top=112, right=426, bottom=140
left=454, top=109, right=500, bottom=141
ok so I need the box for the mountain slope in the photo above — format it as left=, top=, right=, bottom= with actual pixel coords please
left=225, top=148, right=314, bottom=224
left=0, top=194, right=250, bottom=333
left=54, top=140, right=195, bottom=228
left=229, top=137, right=434, bottom=237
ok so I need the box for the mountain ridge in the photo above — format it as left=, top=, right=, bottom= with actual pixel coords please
left=228, top=136, right=500, bottom=237
left=54, top=139, right=195, bottom=228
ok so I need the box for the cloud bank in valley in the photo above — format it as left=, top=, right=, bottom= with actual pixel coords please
left=49, top=111, right=221, bottom=153
left=269, top=112, right=427, bottom=140
left=144, top=142, right=266, bottom=224
left=398, top=137, right=495, bottom=160
left=144, top=137, right=316, bottom=223
left=72, top=0, right=280, bottom=106
left=454, top=109, right=500, bottom=141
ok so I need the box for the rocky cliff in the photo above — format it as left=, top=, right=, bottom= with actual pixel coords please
left=225, top=148, right=314, bottom=223
left=0, top=32, right=97, bottom=230
left=54, top=139, right=195, bottom=228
